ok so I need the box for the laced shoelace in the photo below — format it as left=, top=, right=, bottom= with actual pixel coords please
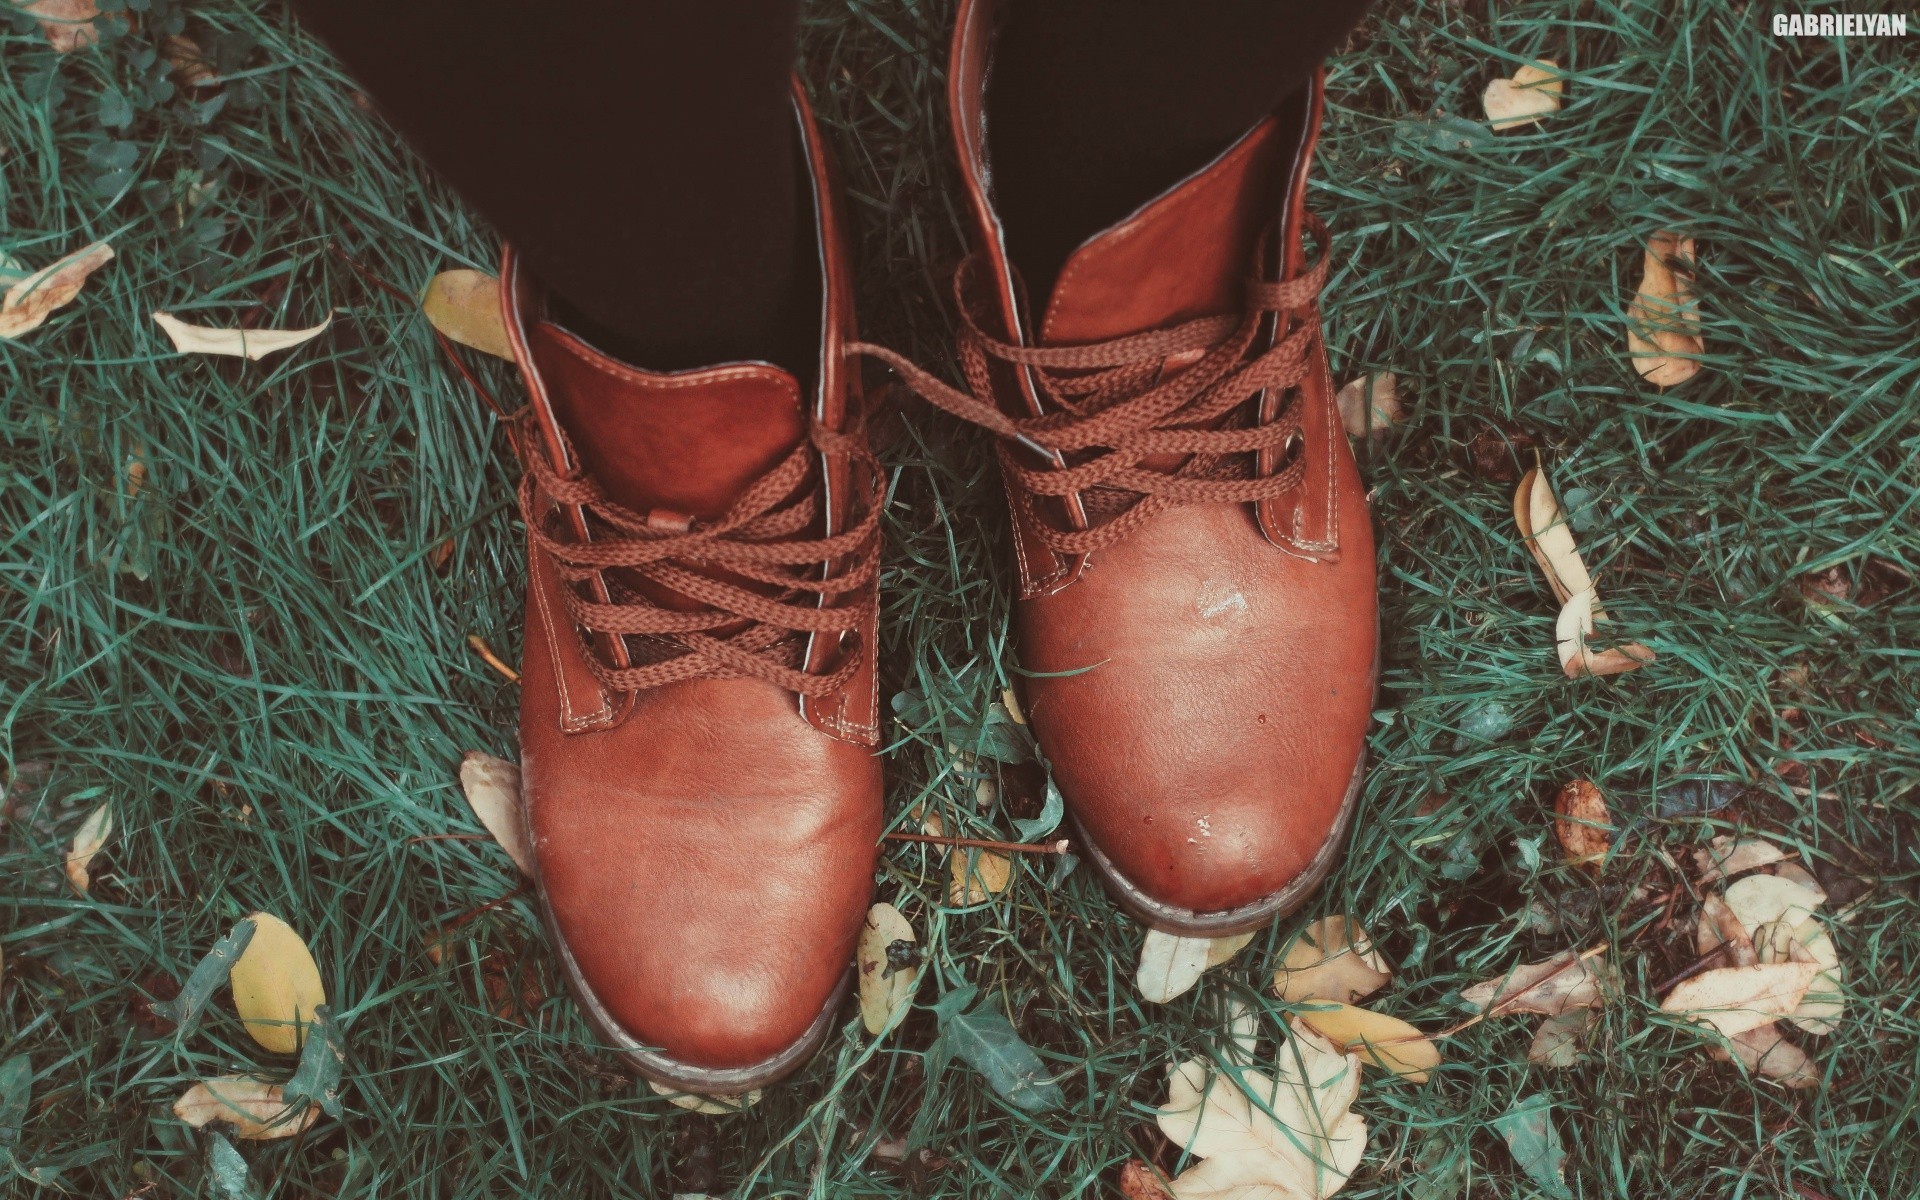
left=851, top=215, right=1331, bottom=556
left=519, top=414, right=883, bottom=696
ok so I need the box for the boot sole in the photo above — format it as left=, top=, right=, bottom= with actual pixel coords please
left=1069, top=651, right=1378, bottom=938
left=524, top=811, right=851, bottom=1094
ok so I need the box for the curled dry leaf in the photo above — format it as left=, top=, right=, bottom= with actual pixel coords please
left=1709, top=1023, right=1819, bottom=1089
left=1659, top=961, right=1819, bottom=1038
left=229, top=913, right=326, bottom=1054
left=1698, top=893, right=1757, bottom=967
left=421, top=269, right=513, bottom=359
left=1460, top=949, right=1607, bottom=1017
left=457, top=752, right=534, bottom=875
left=1692, top=836, right=1786, bottom=884
left=1117, top=1160, right=1176, bottom=1200
left=1552, top=780, right=1612, bottom=871
left=174, top=1077, right=318, bottom=1141
left=647, top=1080, right=762, bottom=1114
left=0, top=242, right=114, bottom=339
left=1292, top=1003, right=1439, bottom=1083
left=162, top=35, right=219, bottom=87
left=1335, top=372, right=1401, bottom=438
left=64, top=803, right=113, bottom=896
left=24, top=0, right=98, bottom=53
left=948, top=847, right=1011, bottom=904
left=1156, top=1025, right=1367, bottom=1199
left=1527, top=1010, right=1593, bottom=1068
left=1626, top=232, right=1703, bottom=388
left=152, top=311, right=334, bottom=360
left=1273, top=915, right=1390, bottom=1005
left=1484, top=60, right=1564, bottom=131
left=1514, top=468, right=1654, bottom=678
left=856, top=902, right=918, bottom=1035
left=1138, top=930, right=1213, bottom=1004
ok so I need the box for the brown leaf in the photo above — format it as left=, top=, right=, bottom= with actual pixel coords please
left=1552, top=780, right=1612, bottom=871
left=64, top=803, right=113, bottom=896
left=1556, top=587, right=1655, bottom=679
left=1709, top=1023, right=1819, bottom=1089
left=1117, top=1160, right=1176, bottom=1200
left=1484, top=60, right=1565, bottom=130
left=1660, top=961, right=1820, bottom=1038
left=1460, top=950, right=1607, bottom=1017
left=162, top=34, right=219, bottom=87
left=1335, top=371, right=1401, bottom=437
left=947, top=847, right=1011, bottom=904
left=1625, top=231, right=1703, bottom=388
left=1697, top=893, right=1757, bottom=967
left=0, top=242, right=114, bottom=339
left=1272, top=915, right=1391, bottom=1005
left=24, top=0, right=98, bottom=53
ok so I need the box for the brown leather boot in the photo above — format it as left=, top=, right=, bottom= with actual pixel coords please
left=503, top=79, right=884, bottom=1090
left=861, top=0, right=1376, bottom=936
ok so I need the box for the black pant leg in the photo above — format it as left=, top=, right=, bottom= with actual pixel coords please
left=291, top=0, right=810, bottom=372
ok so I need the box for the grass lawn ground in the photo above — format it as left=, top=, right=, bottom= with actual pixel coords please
left=3, top=0, right=1918, bottom=1196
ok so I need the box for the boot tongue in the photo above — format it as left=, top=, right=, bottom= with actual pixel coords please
left=526, top=321, right=807, bottom=520
left=1037, top=118, right=1288, bottom=347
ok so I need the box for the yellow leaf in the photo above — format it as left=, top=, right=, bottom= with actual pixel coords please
left=1272, top=915, right=1391, bottom=1005
left=1293, top=1002, right=1440, bottom=1083
left=1625, top=231, right=1704, bottom=388
left=421, top=270, right=514, bottom=360
left=647, top=1080, right=761, bottom=1114
left=1484, top=59, right=1565, bottom=131
left=457, top=751, right=533, bottom=875
left=1138, top=929, right=1214, bottom=1004
left=856, top=902, right=918, bottom=1035
left=64, top=803, right=113, bottom=896
left=1334, top=372, right=1401, bottom=438
left=0, top=242, right=114, bottom=339
left=1659, top=961, right=1819, bottom=1038
left=229, top=913, right=326, bottom=1053
left=1206, top=930, right=1256, bottom=969
left=173, top=1077, right=317, bottom=1140
left=948, top=847, right=1011, bottom=904
left=152, top=311, right=333, bottom=360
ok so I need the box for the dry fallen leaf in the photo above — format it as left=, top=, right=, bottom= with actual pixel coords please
left=1335, top=372, right=1401, bottom=437
left=24, top=0, right=98, bottom=53
left=1138, top=930, right=1213, bottom=1004
left=1527, top=1010, right=1593, bottom=1068
left=0, top=242, right=114, bottom=339
left=1557, top=587, right=1656, bottom=679
left=948, top=847, right=1011, bottom=904
left=647, top=1081, right=762, bottom=1114
left=162, top=34, right=219, bottom=87
left=1721, top=874, right=1824, bottom=940
left=64, top=803, right=113, bottom=896
left=1157, top=1026, right=1367, bottom=1199
left=1117, top=1159, right=1176, bottom=1200
left=1292, top=1003, right=1440, bottom=1084
left=1768, top=861, right=1827, bottom=904
left=1710, top=1023, right=1819, bottom=1089
left=1514, top=469, right=1654, bottom=678
left=1460, top=950, right=1607, bottom=1017
left=174, top=1077, right=318, bottom=1140
left=229, top=912, right=327, bottom=1054
left=152, top=311, right=334, bottom=360
left=856, top=902, right=918, bottom=1035
left=457, top=751, right=534, bottom=875
left=421, top=269, right=513, bottom=359
left=1697, top=893, right=1757, bottom=967
left=1484, top=60, right=1564, bottom=131
left=1626, top=231, right=1703, bottom=388
left=1659, top=961, right=1819, bottom=1038
left=1273, top=916, right=1391, bottom=1005
left=1693, top=836, right=1786, bottom=884
left=1552, top=780, right=1612, bottom=871
left=1207, top=930, right=1256, bottom=969
left=1754, top=918, right=1844, bottom=1036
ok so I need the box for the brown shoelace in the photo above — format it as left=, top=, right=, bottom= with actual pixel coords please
left=852, top=216, right=1331, bottom=555
left=519, top=416, right=883, bottom=696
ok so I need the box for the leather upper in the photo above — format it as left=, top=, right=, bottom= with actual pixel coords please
left=949, top=0, right=1377, bottom=923
left=507, top=79, right=881, bottom=1074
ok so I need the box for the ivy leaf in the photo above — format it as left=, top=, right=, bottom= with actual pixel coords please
left=152, top=917, right=255, bottom=1034
left=283, top=1004, right=346, bottom=1117
left=1013, top=779, right=1064, bottom=842
left=935, top=990, right=1063, bottom=1112
left=0, top=1055, right=31, bottom=1164
left=1492, top=1095, right=1571, bottom=1199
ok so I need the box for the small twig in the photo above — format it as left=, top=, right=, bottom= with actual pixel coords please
left=1653, top=941, right=1733, bottom=996
left=428, top=884, right=530, bottom=940
left=1428, top=942, right=1610, bottom=1043
left=468, top=635, right=521, bottom=683
left=406, top=833, right=492, bottom=846
left=883, top=832, right=1071, bottom=856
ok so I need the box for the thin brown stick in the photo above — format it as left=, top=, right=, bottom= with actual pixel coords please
left=1653, top=941, right=1733, bottom=996
left=884, top=832, right=1071, bottom=856
left=468, top=635, right=521, bottom=683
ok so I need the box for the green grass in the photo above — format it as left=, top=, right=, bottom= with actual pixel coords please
left=4, top=0, right=1918, bottom=1196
